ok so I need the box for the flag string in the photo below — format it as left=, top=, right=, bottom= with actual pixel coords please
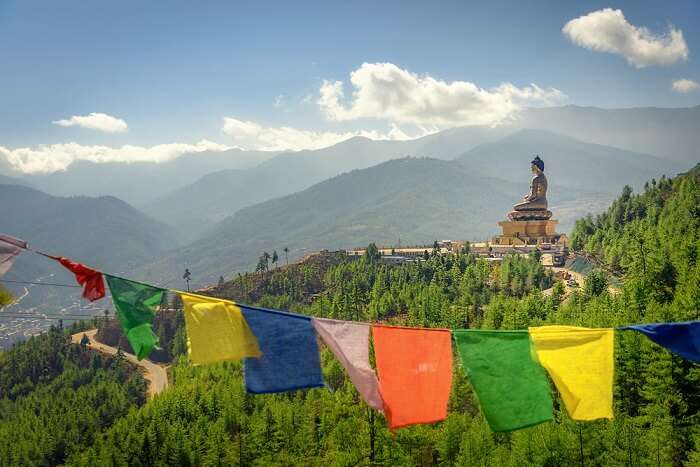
left=0, top=278, right=81, bottom=288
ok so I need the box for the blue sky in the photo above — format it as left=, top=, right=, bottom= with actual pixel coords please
left=1, top=1, right=699, bottom=171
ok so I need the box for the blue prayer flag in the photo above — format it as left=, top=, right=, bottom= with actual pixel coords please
left=621, top=321, right=700, bottom=362
left=241, top=306, right=325, bottom=393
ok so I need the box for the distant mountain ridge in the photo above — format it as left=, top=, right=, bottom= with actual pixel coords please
left=0, top=184, right=179, bottom=311
left=0, top=184, right=177, bottom=268
left=143, top=127, right=679, bottom=242
left=20, top=148, right=278, bottom=206
left=517, top=105, right=700, bottom=166
left=0, top=104, right=695, bottom=204
left=458, top=129, right=680, bottom=192
left=0, top=174, right=31, bottom=187
left=134, top=152, right=658, bottom=288
left=142, top=131, right=512, bottom=241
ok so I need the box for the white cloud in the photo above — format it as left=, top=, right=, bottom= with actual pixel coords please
left=672, top=78, right=699, bottom=93
left=317, top=62, right=566, bottom=127
left=273, top=95, right=284, bottom=109
left=53, top=112, right=129, bottom=133
left=222, top=116, right=425, bottom=152
left=563, top=8, right=688, bottom=68
left=0, top=140, right=230, bottom=174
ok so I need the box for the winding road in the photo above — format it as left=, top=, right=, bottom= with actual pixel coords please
left=71, top=329, right=168, bottom=398
left=542, top=266, right=619, bottom=297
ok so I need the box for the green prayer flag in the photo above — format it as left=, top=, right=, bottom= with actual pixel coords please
left=453, top=329, right=553, bottom=432
left=105, top=275, right=165, bottom=360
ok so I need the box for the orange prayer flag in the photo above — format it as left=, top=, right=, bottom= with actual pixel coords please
left=372, top=325, right=453, bottom=429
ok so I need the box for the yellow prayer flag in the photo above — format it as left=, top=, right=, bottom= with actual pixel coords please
left=179, top=292, right=261, bottom=365
left=529, top=326, right=614, bottom=421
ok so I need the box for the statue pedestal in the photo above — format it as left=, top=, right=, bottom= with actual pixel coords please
left=492, top=219, right=567, bottom=246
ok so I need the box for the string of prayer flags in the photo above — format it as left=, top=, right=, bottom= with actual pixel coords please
left=312, top=318, right=383, bottom=411
left=105, top=275, right=165, bottom=360
left=453, top=330, right=553, bottom=432
left=620, top=321, right=700, bottom=362
left=180, top=293, right=261, bottom=365
left=241, top=306, right=324, bottom=394
left=372, top=325, right=452, bottom=430
left=21, top=238, right=700, bottom=434
left=44, top=254, right=105, bottom=301
left=529, top=326, right=614, bottom=421
left=0, top=234, right=27, bottom=277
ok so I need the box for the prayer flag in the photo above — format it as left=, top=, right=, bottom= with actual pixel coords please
left=453, top=329, right=553, bottom=432
left=371, top=325, right=453, bottom=429
left=241, top=306, right=324, bottom=393
left=0, top=234, right=26, bottom=277
left=46, top=254, right=105, bottom=301
left=312, top=318, right=383, bottom=411
left=620, top=321, right=700, bottom=362
left=180, top=293, right=261, bottom=365
left=105, top=275, right=164, bottom=360
left=529, top=326, right=614, bottom=421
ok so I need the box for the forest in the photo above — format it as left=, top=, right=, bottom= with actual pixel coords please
left=0, top=164, right=698, bottom=466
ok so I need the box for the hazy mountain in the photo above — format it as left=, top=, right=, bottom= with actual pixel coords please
left=134, top=157, right=618, bottom=288
left=22, top=148, right=278, bottom=206
left=143, top=129, right=516, bottom=242
left=0, top=184, right=179, bottom=312
left=457, top=129, right=682, bottom=192
left=143, top=138, right=412, bottom=240
left=4, top=104, right=697, bottom=212
left=0, top=175, right=31, bottom=187
left=517, top=105, right=700, bottom=166
left=1, top=184, right=178, bottom=268
left=144, top=126, right=679, bottom=242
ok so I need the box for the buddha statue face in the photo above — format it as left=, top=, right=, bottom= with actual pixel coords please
left=531, top=163, right=540, bottom=174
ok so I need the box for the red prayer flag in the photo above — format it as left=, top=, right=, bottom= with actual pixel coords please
left=46, top=254, right=105, bottom=301
left=371, top=325, right=453, bottom=429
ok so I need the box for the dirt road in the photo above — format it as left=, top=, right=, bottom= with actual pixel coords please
left=71, top=329, right=168, bottom=398
left=542, top=267, right=586, bottom=297
left=543, top=266, right=619, bottom=297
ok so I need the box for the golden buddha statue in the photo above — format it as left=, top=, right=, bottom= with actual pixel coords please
left=508, top=156, right=552, bottom=221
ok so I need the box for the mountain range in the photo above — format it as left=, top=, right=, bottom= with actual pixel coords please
left=1, top=104, right=695, bottom=294
left=18, top=148, right=278, bottom=206
left=517, top=105, right=700, bottom=166
left=0, top=184, right=178, bottom=311
left=134, top=130, right=680, bottom=288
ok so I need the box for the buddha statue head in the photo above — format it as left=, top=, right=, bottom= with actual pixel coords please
left=531, top=155, right=544, bottom=174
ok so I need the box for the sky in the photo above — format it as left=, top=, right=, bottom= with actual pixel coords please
left=1, top=0, right=699, bottom=173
